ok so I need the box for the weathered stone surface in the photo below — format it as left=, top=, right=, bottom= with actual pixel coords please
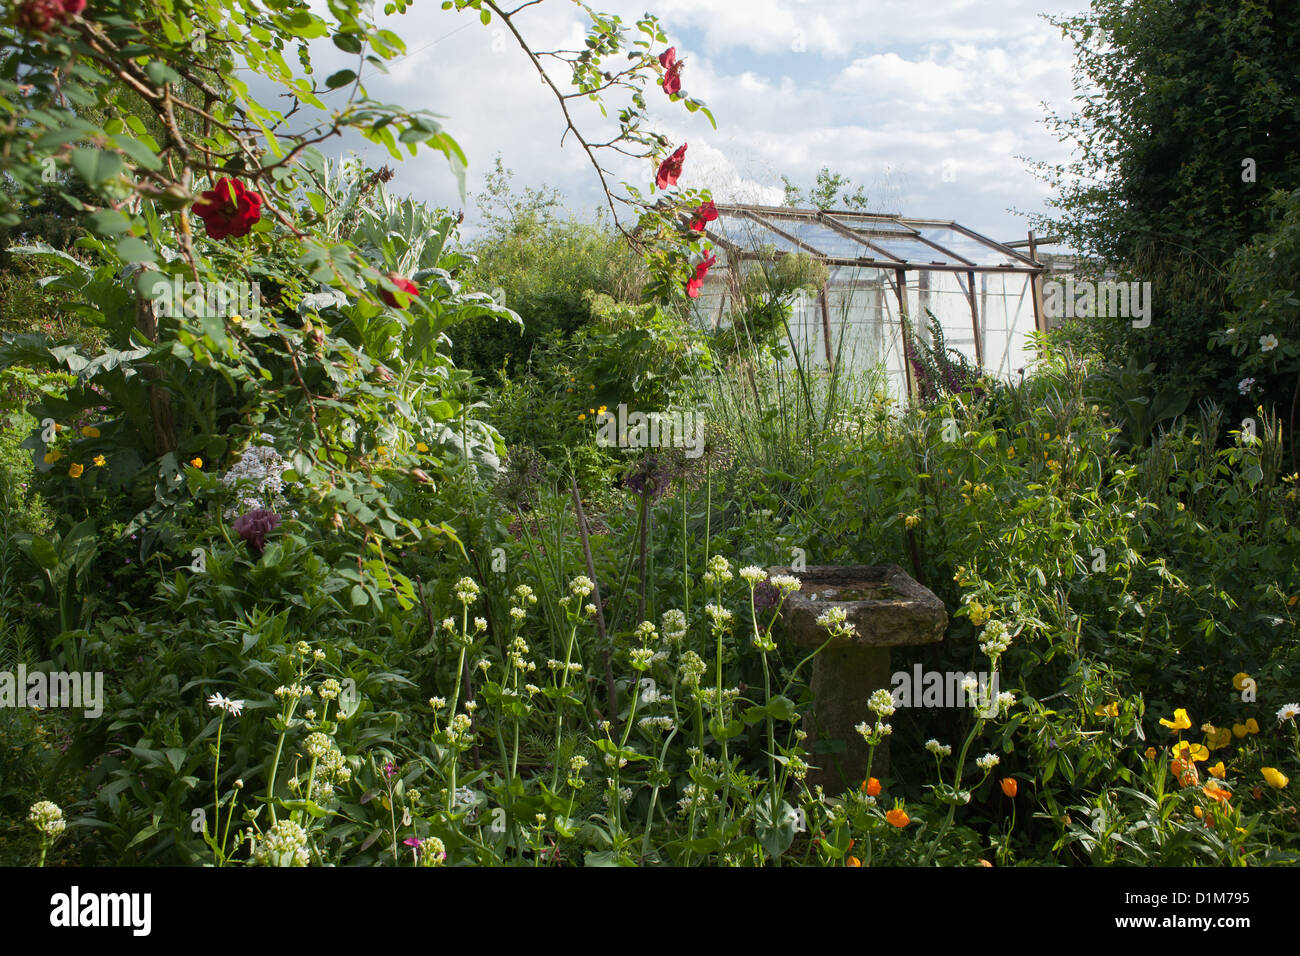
left=771, top=564, right=946, bottom=649
left=768, top=564, right=947, bottom=790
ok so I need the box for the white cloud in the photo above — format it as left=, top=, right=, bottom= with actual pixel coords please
left=277, top=0, right=1090, bottom=246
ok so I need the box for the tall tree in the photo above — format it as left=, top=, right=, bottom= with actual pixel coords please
left=1028, top=0, right=1300, bottom=417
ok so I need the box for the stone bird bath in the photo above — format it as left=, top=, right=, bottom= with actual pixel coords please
left=768, top=564, right=947, bottom=790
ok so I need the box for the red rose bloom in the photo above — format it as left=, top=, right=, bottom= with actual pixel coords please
left=685, top=252, right=716, bottom=298
left=659, top=47, right=682, bottom=97
left=379, top=273, right=419, bottom=308
left=656, top=143, right=687, bottom=190
left=192, top=177, right=263, bottom=240
left=688, top=200, right=718, bottom=232
left=16, top=0, right=82, bottom=32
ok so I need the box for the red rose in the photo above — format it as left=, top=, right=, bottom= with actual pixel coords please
left=685, top=252, right=716, bottom=298
left=688, top=200, right=718, bottom=232
left=192, top=177, right=263, bottom=240
left=659, top=47, right=682, bottom=97
left=16, top=0, right=80, bottom=32
left=656, top=143, right=687, bottom=190
left=379, top=273, right=419, bottom=308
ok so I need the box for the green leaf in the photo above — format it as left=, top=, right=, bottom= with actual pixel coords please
left=325, top=69, right=357, bottom=89
left=115, top=236, right=158, bottom=265
left=70, top=148, right=125, bottom=187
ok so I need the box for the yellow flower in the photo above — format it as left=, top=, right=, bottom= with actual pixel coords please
left=1144, top=747, right=1157, bottom=760
left=1208, top=761, right=1226, bottom=779
left=1232, top=723, right=1248, bottom=738
left=1094, top=701, right=1119, bottom=717
left=1193, top=805, right=1204, bottom=819
left=903, top=513, right=921, bottom=529
left=597, top=405, right=608, bottom=415
left=1159, top=708, right=1192, bottom=732
left=1207, top=727, right=1232, bottom=750
left=43, top=450, right=62, bottom=464
left=1232, top=672, right=1252, bottom=691
left=80, top=426, right=100, bottom=438
left=1006, top=446, right=1016, bottom=459
left=589, top=384, right=595, bottom=390
left=68, top=463, right=84, bottom=478
left=578, top=413, right=587, bottom=421
left=189, top=457, right=203, bottom=468
left=1170, top=741, right=1208, bottom=762
left=589, top=408, right=595, bottom=415
left=1261, top=767, right=1289, bottom=789
left=230, top=313, right=242, bottom=324
left=376, top=446, right=388, bottom=456
left=1245, top=718, right=1259, bottom=735
left=968, top=601, right=991, bottom=626
left=92, top=454, right=106, bottom=467
left=416, top=442, right=429, bottom=453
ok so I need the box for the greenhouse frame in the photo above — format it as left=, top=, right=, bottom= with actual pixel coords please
left=688, top=203, right=1063, bottom=400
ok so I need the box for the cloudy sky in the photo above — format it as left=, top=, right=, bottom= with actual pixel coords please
left=296, top=0, right=1093, bottom=247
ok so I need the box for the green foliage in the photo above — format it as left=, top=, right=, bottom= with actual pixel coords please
left=1031, top=0, right=1300, bottom=418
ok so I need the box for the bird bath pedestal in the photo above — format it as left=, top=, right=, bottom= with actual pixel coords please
left=769, top=564, right=946, bottom=791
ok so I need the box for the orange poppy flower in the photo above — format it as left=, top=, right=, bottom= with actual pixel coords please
left=846, top=856, right=862, bottom=867
left=862, top=777, right=882, bottom=797
left=1000, top=777, right=1018, bottom=798
left=885, top=808, right=910, bottom=828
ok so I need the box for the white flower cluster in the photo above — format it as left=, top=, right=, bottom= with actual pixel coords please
left=769, top=574, right=801, bottom=595
left=635, top=620, right=658, bottom=644
left=702, top=555, right=733, bottom=585
left=661, top=609, right=687, bottom=642
left=816, top=606, right=857, bottom=639
left=220, top=434, right=295, bottom=516
left=637, top=716, right=676, bottom=733
left=868, top=688, right=897, bottom=717
left=925, top=739, right=952, bottom=757
left=28, top=801, right=65, bottom=838
left=704, top=603, right=733, bottom=627
left=630, top=647, right=655, bottom=670
left=678, top=650, right=707, bottom=687
left=739, top=565, right=767, bottom=586
left=252, top=820, right=311, bottom=867
left=975, top=753, right=1000, bottom=771
left=546, top=659, right=583, bottom=674
left=569, top=575, right=595, bottom=599
left=979, top=620, right=1013, bottom=658
left=415, top=836, right=446, bottom=867
left=454, top=577, right=480, bottom=605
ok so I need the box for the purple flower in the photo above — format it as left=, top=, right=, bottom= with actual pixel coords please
left=403, top=836, right=421, bottom=847
left=233, top=507, right=281, bottom=555
left=753, top=580, right=779, bottom=612
left=625, top=455, right=671, bottom=502
left=384, top=761, right=398, bottom=779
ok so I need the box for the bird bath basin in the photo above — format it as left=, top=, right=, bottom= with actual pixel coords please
left=768, top=564, right=947, bottom=789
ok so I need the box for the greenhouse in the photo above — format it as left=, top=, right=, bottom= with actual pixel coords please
left=688, top=203, right=1056, bottom=398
